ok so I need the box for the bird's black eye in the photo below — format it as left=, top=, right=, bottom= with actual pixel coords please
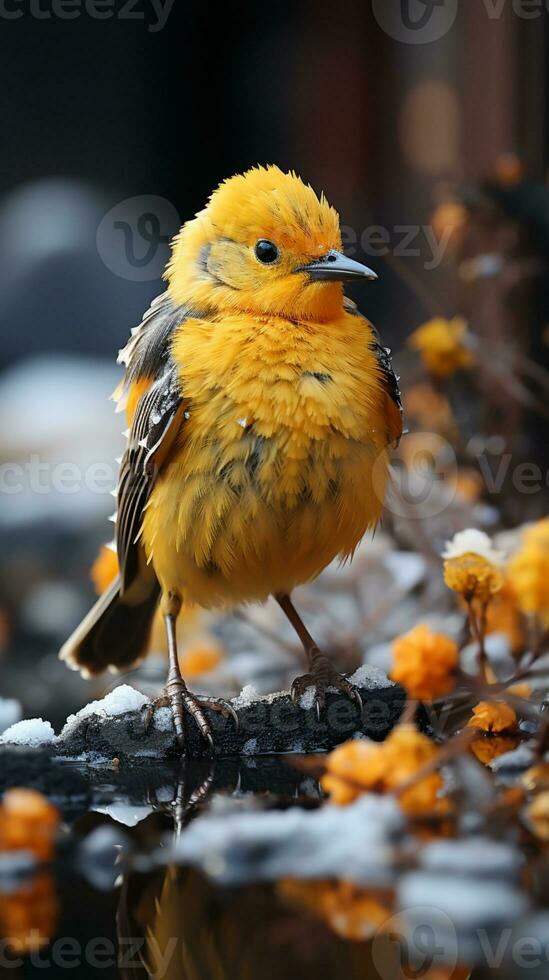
left=254, top=239, right=279, bottom=264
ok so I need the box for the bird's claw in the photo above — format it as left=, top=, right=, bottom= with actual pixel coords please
left=143, top=686, right=238, bottom=755
left=291, top=660, right=364, bottom=722
left=195, top=695, right=240, bottom=731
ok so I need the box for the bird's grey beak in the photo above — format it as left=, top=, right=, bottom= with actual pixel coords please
left=300, top=250, right=378, bottom=282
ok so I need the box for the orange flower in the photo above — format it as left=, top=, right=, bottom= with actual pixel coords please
left=0, top=872, right=58, bottom=954
left=484, top=579, right=524, bottom=653
left=405, top=384, right=453, bottom=433
left=526, top=792, right=549, bottom=841
left=431, top=201, right=468, bottom=256
left=322, top=739, right=388, bottom=805
left=467, top=701, right=517, bottom=734
left=452, top=469, right=484, bottom=504
left=278, top=879, right=393, bottom=941
left=0, top=789, right=59, bottom=862
left=507, top=518, right=549, bottom=627
left=390, top=624, right=458, bottom=701
left=469, top=734, right=520, bottom=766
left=495, top=152, right=523, bottom=186
left=522, top=763, right=549, bottom=792
left=442, top=530, right=504, bottom=604
left=322, top=725, right=449, bottom=817
left=444, top=555, right=503, bottom=604
left=179, top=643, right=224, bottom=678
left=408, top=317, right=475, bottom=379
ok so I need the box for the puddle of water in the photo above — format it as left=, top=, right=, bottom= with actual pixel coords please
left=0, top=755, right=545, bottom=980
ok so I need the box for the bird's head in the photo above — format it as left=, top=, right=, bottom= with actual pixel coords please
left=165, top=165, right=376, bottom=321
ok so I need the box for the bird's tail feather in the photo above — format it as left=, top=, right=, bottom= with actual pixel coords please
left=60, top=575, right=160, bottom=677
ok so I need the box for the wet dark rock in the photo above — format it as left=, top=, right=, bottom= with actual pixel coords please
left=52, top=680, right=407, bottom=762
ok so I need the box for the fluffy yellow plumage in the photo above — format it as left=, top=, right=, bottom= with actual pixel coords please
left=145, top=308, right=393, bottom=606
left=61, top=165, right=402, bottom=750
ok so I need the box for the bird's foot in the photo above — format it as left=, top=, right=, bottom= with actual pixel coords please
left=144, top=683, right=238, bottom=754
left=291, top=652, right=363, bottom=721
left=148, top=770, right=214, bottom=835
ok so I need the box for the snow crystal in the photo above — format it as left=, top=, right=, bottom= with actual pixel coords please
left=62, top=684, right=150, bottom=735
left=348, top=664, right=394, bottom=690
left=0, top=698, right=22, bottom=735
left=172, top=794, right=404, bottom=885
left=153, top=707, right=173, bottom=732
left=232, top=685, right=261, bottom=709
left=0, top=717, right=57, bottom=747
left=298, top=687, right=316, bottom=710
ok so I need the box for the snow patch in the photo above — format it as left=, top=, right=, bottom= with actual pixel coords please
left=232, top=685, right=261, bottom=709
left=348, top=664, right=394, bottom=690
left=172, top=794, right=404, bottom=885
left=153, top=707, right=173, bottom=732
left=242, top=738, right=258, bottom=756
left=62, top=684, right=150, bottom=736
left=298, top=687, right=316, bottom=710
left=0, top=717, right=57, bottom=747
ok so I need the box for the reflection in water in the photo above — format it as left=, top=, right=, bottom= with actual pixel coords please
left=118, top=864, right=407, bottom=980
left=118, top=863, right=475, bottom=979
left=0, top=871, right=59, bottom=955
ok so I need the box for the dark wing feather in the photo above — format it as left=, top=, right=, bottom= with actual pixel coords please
left=116, top=366, right=190, bottom=595
left=113, top=292, right=199, bottom=594
left=343, top=295, right=403, bottom=447
left=117, top=292, right=203, bottom=386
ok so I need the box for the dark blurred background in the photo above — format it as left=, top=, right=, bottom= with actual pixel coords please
left=0, top=0, right=548, bottom=725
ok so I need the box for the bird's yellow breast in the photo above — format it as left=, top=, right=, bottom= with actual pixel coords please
left=141, top=311, right=393, bottom=607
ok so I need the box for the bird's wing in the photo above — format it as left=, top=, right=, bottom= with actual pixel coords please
left=115, top=291, right=200, bottom=398
left=113, top=292, right=197, bottom=595
left=344, top=296, right=403, bottom=447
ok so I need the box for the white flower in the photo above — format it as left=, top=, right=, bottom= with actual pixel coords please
left=442, top=529, right=505, bottom=566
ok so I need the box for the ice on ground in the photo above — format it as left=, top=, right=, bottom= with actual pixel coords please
left=62, top=684, right=150, bottom=736
left=0, top=717, right=57, bottom=747
left=0, top=698, right=22, bottom=735
left=348, top=664, right=394, bottom=689
left=172, top=794, right=404, bottom=885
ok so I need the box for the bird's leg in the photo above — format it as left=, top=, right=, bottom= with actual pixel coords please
left=148, top=764, right=215, bottom=837
left=144, top=591, right=238, bottom=754
left=276, top=593, right=363, bottom=720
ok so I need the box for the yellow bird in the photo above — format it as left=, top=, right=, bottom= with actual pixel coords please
left=60, top=166, right=402, bottom=749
